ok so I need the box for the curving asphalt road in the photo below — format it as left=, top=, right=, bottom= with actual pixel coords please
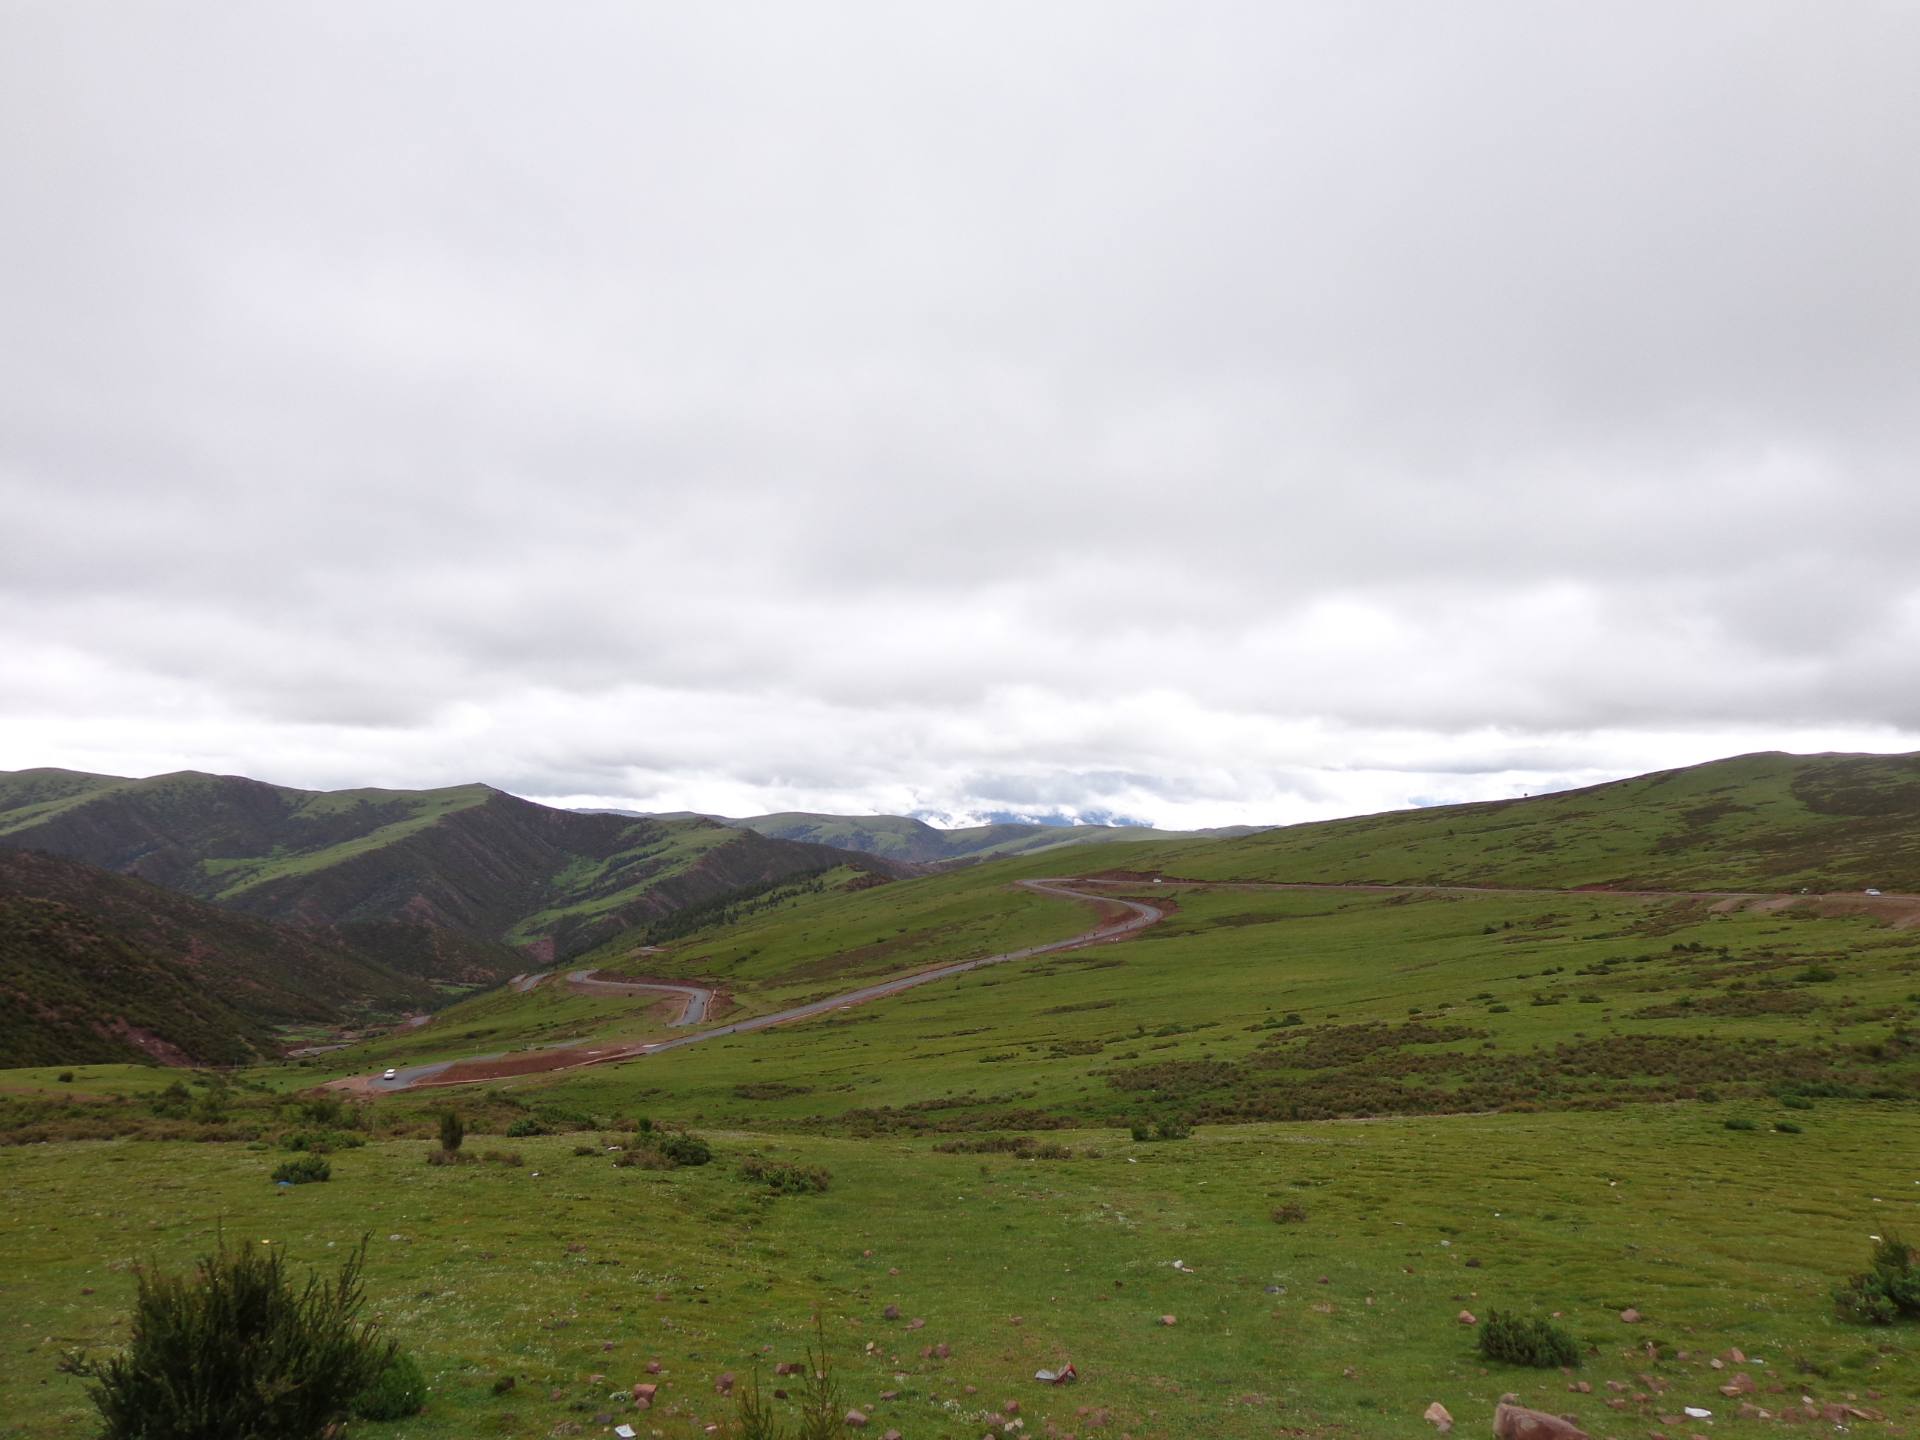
left=563, top=969, right=713, bottom=1024
left=349, top=878, right=1162, bottom=1092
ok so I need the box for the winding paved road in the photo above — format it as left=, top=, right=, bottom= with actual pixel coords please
left=345, top=878, right=1161, bottom=1093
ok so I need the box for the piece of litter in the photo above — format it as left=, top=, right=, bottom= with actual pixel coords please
left=1034, top=1364, right=1077, bottom=1385
left=1683, top=1408, right=1712, bottom=1420
left=1169, top=1260, right=1195, bottom=1273
left=615, top=1426, right=637, bottom=1438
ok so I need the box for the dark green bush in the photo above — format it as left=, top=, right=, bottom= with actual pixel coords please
left=438, top=1110, right=465, bottom=1154
left=740, top=1157, right=831, bottom=1194
left=1774, top=1120, right=1803, bottom=1134
left=654, top=1132, right=712, bottom=1166
left=61, top=1237, right=391, bottom=1440
left=1477, top=1310, right=1580, bottom=1368
left=272, top=1155, right=332, bottom=1185
left=1724, top=1117, right=1757, bottom=1131
left=1835, top=1235, right=1920, bottom=1325
left=505, top=1117, right=544, bottom=1138
left=351, top=1350, right=427, bottom=1419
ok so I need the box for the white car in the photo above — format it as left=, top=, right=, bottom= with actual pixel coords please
left=383, top=1068, right=398, bottom=1080
left=1865, top=888, right=1883, bottom=897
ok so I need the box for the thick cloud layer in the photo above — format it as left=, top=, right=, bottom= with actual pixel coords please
left=4, top=3, right=1917, bottom=825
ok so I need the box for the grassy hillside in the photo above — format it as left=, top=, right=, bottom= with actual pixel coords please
left=1121, top=750, right=1920, bottom=892
left=6, top=749, right=1920, bottom=1436
left=0, top=850, right=436, bottom=1066
left=0, top=769, right=892, bottom=962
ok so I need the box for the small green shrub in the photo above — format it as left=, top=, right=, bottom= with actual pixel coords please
left=60, top=1237, right=391, bottom=1440
left=654, top=1132, right=712, bottom=1166
left=614, top=1146, right=675, bottom=1170
left=740, top=1157, right=832, bottom=1194
left=438, top=1110, right=465, bottom=1154
left=1271, top=1202, right=1308, bottom=1224
left=56, top=1071, right=74, bottom=1083
left=273, top=1155, right=332, bottom=1185
left=424, top=1149, right=475, bottom=1166
left=1835, top=1235, right=1920, bottom=1325
left=505, top=1117, right=544, bottom=1138
left=351, top=1350, right=427, bottom=1420
left=1477, top=1310, right=1580, bottom=1368
left=1781, top=1093, right=1814, bottom=1110
left=1774, top=1120, right=1803, bottom=1134
left=1797, top=965, right=1839, bottom=983
left=478, top=1149, right=523, bottom=1166
left=1724, top=1117, right=1758, bottom=1131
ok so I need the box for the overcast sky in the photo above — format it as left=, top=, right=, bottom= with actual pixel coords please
left=4, top=3, right=1918, bottom=829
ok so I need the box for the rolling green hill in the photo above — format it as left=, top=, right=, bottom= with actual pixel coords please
left=1120, top=749, right=1920, bottom=892
left=0, top=849, right=437, bottom=1066
left=0, top=769, right=897, bottom=963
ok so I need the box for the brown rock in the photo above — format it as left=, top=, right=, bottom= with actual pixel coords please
left=845, top=1409, right=869, bottom=1428
left=907, top=1317, right=926, bottom=1330
left=934, top=1342, right=951, bottom=1359
left=631, top=1383, right=657, bottom=1408
left=715, top=1373, right=735, bottom=1396
left=1004, top=1399, right=1020, bottom=1415
left=1618, top=1308, right=1642, bottom=1324
left=1457, top=1310, right=1477, bottom=1326
left=647, top=1360, right=662, bottom=1375
left=775, top=1362, right=804, bottom=1376
left=883, top=1432, right=902, bottom=1440
left=1424, top=1400, right=1454, bottom=1432
left=1568, top=1381, right=1591, bottom=1394
left=883, top=1304, right=900, bottom=1321
left=1159, top=1314, right=1177, bottom=1326
left=1492, top=1401, right=1590, bottom=1440
left=1719, top=1373, right=1755, bottom=1397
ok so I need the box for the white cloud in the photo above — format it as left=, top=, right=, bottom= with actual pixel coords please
left=3, top=2, right=1918, bottom=826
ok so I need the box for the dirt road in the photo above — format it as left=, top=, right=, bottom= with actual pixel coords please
left=342, top=878, right=1160, bottom=1093
left=563, top=970, right=713, bottom=1024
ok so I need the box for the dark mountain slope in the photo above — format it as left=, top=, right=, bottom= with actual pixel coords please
left=0, top=769, right=898, bottom=964
left=0, top=849, right=437, bottom=1067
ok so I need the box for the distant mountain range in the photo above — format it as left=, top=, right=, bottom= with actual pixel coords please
left=0, top=768, right=911, bottom=1064
left=585, top=809, right=1269, bottom=865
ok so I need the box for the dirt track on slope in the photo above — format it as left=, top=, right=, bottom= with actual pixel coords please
left=334, top=879, right=1160, bottom=1092
left=332, top=874, right=1920, bottom=1094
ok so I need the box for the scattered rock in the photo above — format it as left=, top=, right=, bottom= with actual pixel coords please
left=646, top=1361, right=662, bottom=1375
left=631, top=1383, right=656, bottom=1408
left=1458, top=1310, right=1478, bottom=1326
left=1159, top=1314, right=1177, bottom=1327
left=775, top=1362, right=804, bottom=1376
left=1004, top=1399, right=1020, bottom=1415
left=845, top=1411, right=868, bottom=1429
left=1493, top=1401, right=1590, bottom=1440
left=883, top=1304, right=901, bottom=1321
left=1619, top=1308, right=1642, bottom=1324
left=907, top=1317, right=926, bottom=1330
left=934, top=1342, right=952, bottom=1359
left=1009, top=1316, right=1023, bottom=1326
left=602, top=1341, right=614, bottom=1352
left=715, top=1373, right=734, bottom=1396
left=1424, top=1400, right=1454, bottom=1432
left=1568, top=1381, right=1591, bottom=1394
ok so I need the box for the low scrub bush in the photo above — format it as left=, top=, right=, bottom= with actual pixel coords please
left=351, top=1350, right=427, bottom=1420
left=1835, top=1235, right=1920, bottom=1325
left=653, top=1131, right=713, bottom=1166
left=1271, top=1202, right=1308, bottom=1224
left=1477, top=1310, right=1580, bottom=1368
left=424, top=1149, right=475, bottom=1166
left=272, top=1155, right=332, bottom=1185
left=1724, top=1117, right=1758, bottom=1131
left=740, top=1156, right=832, bottom=1194
left=478, top=1149, right=523, bottom=1166
left=505, top=1117, right=545, bottom=1137
left=60, top=1237, right=392, bottom=1439
left=614, top=1146, right=676, bottom=1170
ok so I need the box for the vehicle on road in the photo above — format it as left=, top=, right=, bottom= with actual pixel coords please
left=383, top=1068, right=397, bottom=1080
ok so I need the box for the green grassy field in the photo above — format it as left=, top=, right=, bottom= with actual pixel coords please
left=4, top=1105, right=1916, bottom=1440
left=9, top=753, right=1920, bottom=1438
